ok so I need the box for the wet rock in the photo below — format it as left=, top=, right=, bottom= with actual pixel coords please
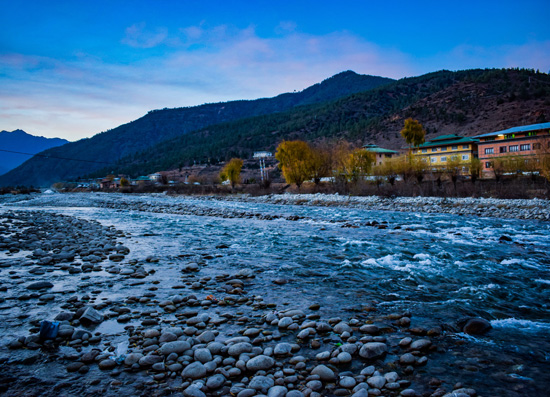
left=124, top=353, right=144, bottom=366
left=359, top=324, right=379, bottom=335
left=340, top=376, right=356, bottom=388
left=27, top=281, right=54, bottom=290
left=249, top=375, right=275, bottom=390
left=278, top=317, right=293, bottom=328
left=184, top=385, right=206, bottom=397
left=333, top=322, right=352, bottom=334
left=98, top=359, right=117, bottom=370
left=159, top=340, right=191, bottom=356
left=181, top=362, right=207, bottom=379
left=246, top=355, right=275, bottom=371
left=367, top=375, right=386, bottom=389
left=206, top=374, right=226, bottom=389
left=311, top=364, right=337, bottom=381
left=410, top=339, right=431, bottom=350
left=194, top=348, right=212, bottom=363
left=228, top=342, right=253, bottom=356
left=54, top=312, right=74, bottom=321
left=80, top=307, right=104, bottom=324
left=268, top=385, right=288, bottom=397
left=359, top=342, right=387, bottom=359
left=400, top=353, right=417, bottom=365
left=66, top=362, right=85, bottom=372
left=462, top=318, right=492, bottom=335
left=138, top=354, right=163, bottom=367
left=273, top=342, right=292, bottom=356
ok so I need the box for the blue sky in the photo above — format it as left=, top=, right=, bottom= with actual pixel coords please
left=1, top=0, right=549, bottom=140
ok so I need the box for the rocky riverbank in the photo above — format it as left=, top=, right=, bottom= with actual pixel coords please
left=0, top=208, right=486, bottom=397
left=231, top=194, right=550, bottom=222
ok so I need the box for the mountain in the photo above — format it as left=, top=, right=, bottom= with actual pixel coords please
left=0, top=72, right=393, bottom=187
left=0, top=130, right=68, bottom=178
left=88, top=68, right=550, bottom=178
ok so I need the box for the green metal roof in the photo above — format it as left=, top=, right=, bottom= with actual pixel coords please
left=362, top=144, right=398, bottom=154
left=417, top=135, right=478, bottom=148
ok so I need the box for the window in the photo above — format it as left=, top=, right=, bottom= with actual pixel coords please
left=462, top=155, right=469, bottom=160
left=484, top=137, right=496, bottom=141
left=500, top=146, right=507, bottom=153
left=484, top=147, right=494, bottom=154
left=509, top=145, right=518, bottom=152
left=505, top=133, right=515, bottom=139
left=440, top=156, right=447, bottom=162
left=441, top=147, right=447, bottom=151
left=462, top=145, right=469, bottom=149
left=452, top=145, right=458, bottom=150
left=422, top=149, right=427, bottom=153
left=485, top=162, right=492, bottom=168
left=431, top=148, right=437, bottom=152
left=520, top=144, right=530, bottom=151
left=451, top=155, right=458, bottom=161
left=431, top=157, right=437, bottom=163
left=527, top=132, right=537, bottom=137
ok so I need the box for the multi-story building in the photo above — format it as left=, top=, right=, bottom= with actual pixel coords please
left=362, top=144, right=398, bottom=165
left=475, top=122, right=550, bottom=177
left=412, top=134, right=479, bottom=168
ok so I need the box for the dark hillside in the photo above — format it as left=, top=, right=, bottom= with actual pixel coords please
left=99, top=68, right=550, bottom=178
left=0, top=71, right=392, bottom=187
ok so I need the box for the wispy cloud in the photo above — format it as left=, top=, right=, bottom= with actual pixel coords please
left=121, top=23, right=169, bottom=48
left=1, top=24, right=549, bottom=141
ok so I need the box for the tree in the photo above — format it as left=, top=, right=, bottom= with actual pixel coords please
left=344, top=149, right=375, bottom=184
left=220, top=158, right=243, bottom=188
left=400, top=118, right=426, bottom=157
left=275, top=140, right=313, bottom=188
left=469, top=158, right=482, bottom=184
left=309, top=143, right=333, bottom=185
left=445, top=156, right=463, bottom=194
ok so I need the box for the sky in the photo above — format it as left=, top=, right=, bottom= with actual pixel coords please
left=1, top=0, right=549, bottom=141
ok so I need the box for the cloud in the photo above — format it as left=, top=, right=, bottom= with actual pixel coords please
left=2, top=25, right=549, bottom=141
left=121, top=23, right=168, bottom=48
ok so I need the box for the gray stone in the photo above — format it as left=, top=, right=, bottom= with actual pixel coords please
left=267, top=385, right=288, bottom=397
left=159, top=332, right=177, bottom=343
left=181, top=361, right=207, bottom=379
left=410, top=339, right=431, bottom=350
left=400, top=389, right=417, bottom=397
left=400, top=353, right=416, bottom=365
left=80, top=306, right=104, bottom=324
left=367, top=375, right=386, bottom=389
left=27, top=281, right=53, bottom=290
left=286, top=391, right=305, bottom=397
left=273, top=342, right=292, bottom=356
left=352, top=389, right=370, bottom=397
left=339, top=376, right=356, bottom=388
left=278, top=317, right=293, bottom=328
left=98, top=359, right=116, bottom=370
left=160, top=340, right=190, bottom=356
left=228, top=342, right=253, bottom=356
left=249, top=375, right=275, bottom=390
left=359, top=324, right=379, bottom=335
left=183, top=385, right=206, bottom=397
left=337, top=352, right=352, bottom=363
left=138, top=354, right=163, bottom=367
left=194, top=348, right=212, bottom=363
left=307, top=380, right=323, bottom=391
left=196, top=330, right=216, bottom=343
left=333, top=322, right=352, bottom=334
left=206, top=374, right=226, bottom=389
left=311, top=364, right=336, bottom=381
left=246, top=355, right=275, bottom=371
left=359, top=342, right=387, bottom=359
left=124, top=353, right=144, bottom=366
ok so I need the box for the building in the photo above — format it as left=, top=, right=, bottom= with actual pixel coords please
left=412, top=134, right=479, bottom=168
left=475, top=122, right=550, bottom=177
left=253, top=151, right=273, bottom=159
left=362, top=144, right=398, bottom=165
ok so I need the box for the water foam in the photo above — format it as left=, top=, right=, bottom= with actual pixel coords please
left=491, top=318, right=550, bottom=332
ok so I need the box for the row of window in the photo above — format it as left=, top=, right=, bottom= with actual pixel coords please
left=429, top=155, right=470, bottom=163
left=420, top=144, right=469, bottom=153
left=484, top=144, right=535, bottom=154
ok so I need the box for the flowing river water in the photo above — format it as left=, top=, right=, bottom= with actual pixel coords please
left=0, top=193, right=549, bottom=396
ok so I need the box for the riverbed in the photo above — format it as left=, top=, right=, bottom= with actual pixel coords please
left=0, top=192, right=549, bottom=396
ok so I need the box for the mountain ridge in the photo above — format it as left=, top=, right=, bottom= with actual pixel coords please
left=0, top=130, right=68, bottom=178
left=0, top=71, right=393, bottom=187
